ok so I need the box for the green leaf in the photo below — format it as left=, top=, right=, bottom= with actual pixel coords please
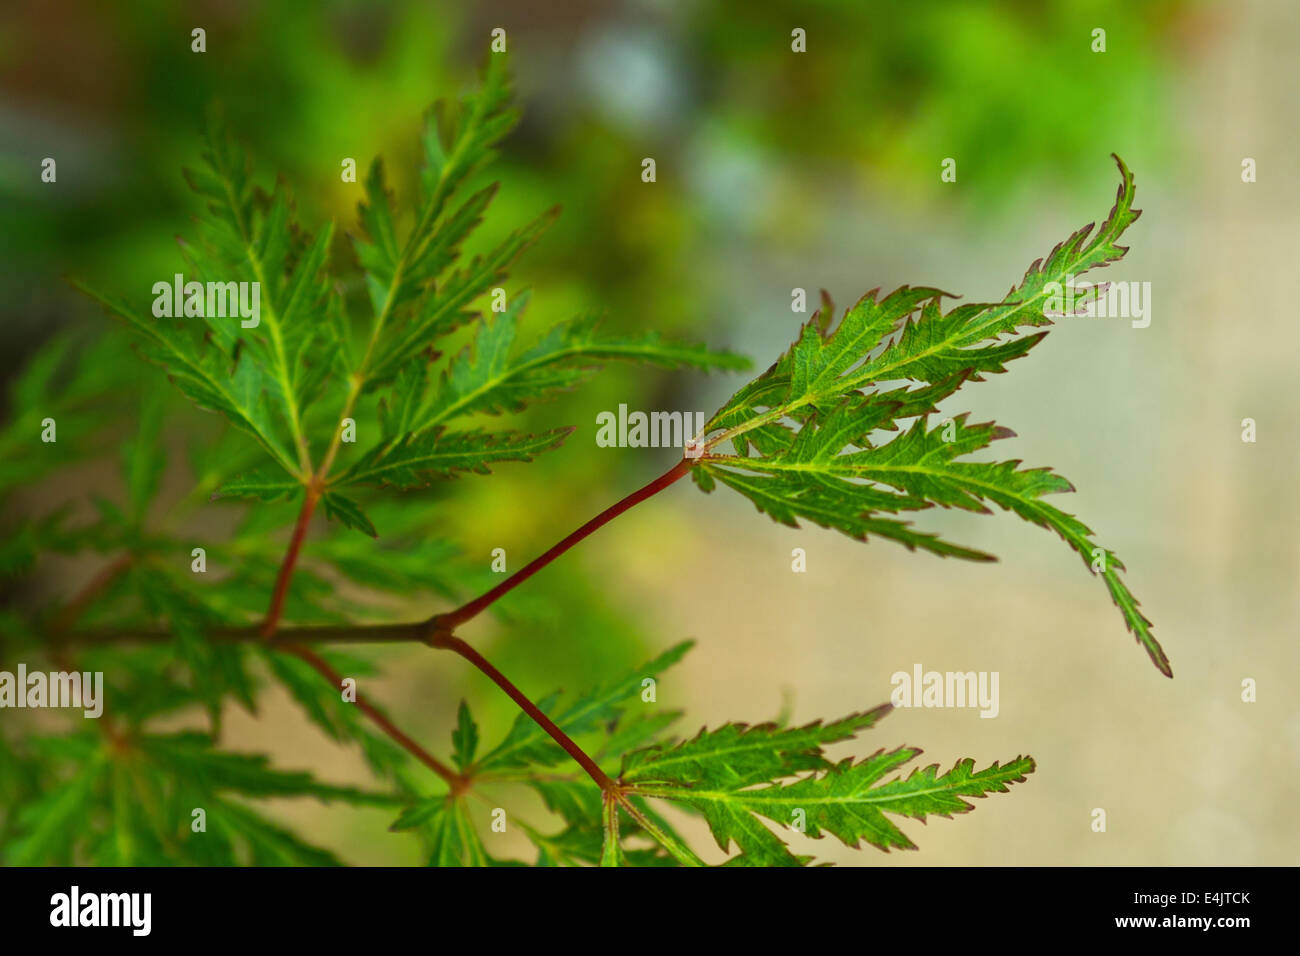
left=181, top=108, right=335, bottom=464
left=452, top=700, right=479, bottom=771
left=696, top=157, right=1169, bottom=676
left=3, top=753, right=106, bottom=865
left=390, top=795, right=449, bottom=832
left=600, top=797, right=625, bottom=867
left=75, top=282, right=300, bottom=478
left=321, top=492, right=378, bottom=537
left=208, top=796, right=343, bottom=866
left=212, top=469, right=302, bottom=502
left=427, top=799, right=489, bottom=867
left=370, top=207, right=559, bottom=381
left=621, top=704, right=893, bottom=789
left=629, top=713, right=1034, bottom=864
left=136, top=732, right=403, bottom=806
left=412, top=290, right=750, bottom=433
left=334, top=427, right=572, bottom=490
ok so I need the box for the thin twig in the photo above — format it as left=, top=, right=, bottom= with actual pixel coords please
left=430, top=631, right=616, bottom=792
left=434, top=457, right=691, bottom=630
left=49, top=621, right=431, bottom=648
left=282, top=642, right=462, bottom=787
left=259, top=487, right=321, bottom=638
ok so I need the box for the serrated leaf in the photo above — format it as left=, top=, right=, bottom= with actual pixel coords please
left=451, top=700, right=478, bottom=771
left=334, top=427, right=572, bottom=490
left=427, top=799, right=489, bottom=867
left=370, top=206, right=559, bottom=382
left=3, top=754, right=106, bottom=865
left=621, top=704, right=892, bottom=789
left=208, top=796, right=343, bottom=866
left=136, top=732, right=402, bottom=806
left=695, top=157, right=1169, bottom=675
left=629, top=712, right=1034, bottom=868
left=77, top=282, right=301, bottom=477
left=321, top=492, right=378, bottom=537
left=413, top=291, right=750, bottom=433
left=212, top=469, right=302, bottom=501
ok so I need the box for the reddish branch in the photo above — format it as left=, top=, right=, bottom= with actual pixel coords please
left=259, top=487, right=321, bottom=638
left=430, top=631, right=616, bottom=791
left=433, top=458, right=691, bottom=630
left=49, top=456, right=695, bottom=800
left=284, top=642, right=461, bottom=786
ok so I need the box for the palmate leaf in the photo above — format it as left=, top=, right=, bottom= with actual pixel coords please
left=622, top=704, right=1033, bottom=866
left=695, top=157, right=1170, bottom=676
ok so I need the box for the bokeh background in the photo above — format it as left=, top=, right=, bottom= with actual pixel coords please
left=2, top=0, right=1296, bottom=865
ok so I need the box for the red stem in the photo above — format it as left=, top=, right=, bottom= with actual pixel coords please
left=283, top=642, right=461, bottom=787
left=435, top=458, right=691, bottom=629
left=432, top=633, right=616, bottom=792
left=260, top=489, right=320, bottom=638
left=259, top=489, right=463, bottom=787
